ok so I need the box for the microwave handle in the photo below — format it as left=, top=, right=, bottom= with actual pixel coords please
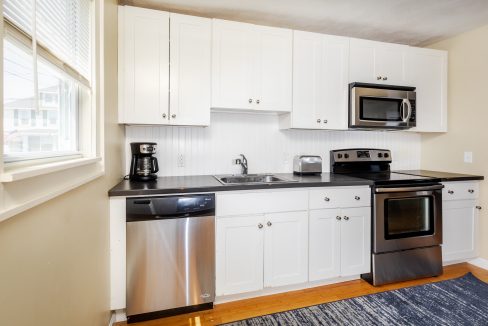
left=402, top=99, right=412, bottom=122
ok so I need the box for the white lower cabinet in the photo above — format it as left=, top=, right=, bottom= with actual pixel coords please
left=309, top=207, right=371, bottom=281
left=442, top=200, right=479, bottom=263
left=216, top=210, right=308, bottom=296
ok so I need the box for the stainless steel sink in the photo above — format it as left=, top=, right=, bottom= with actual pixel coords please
left=214, top=174, right=297, bottom=185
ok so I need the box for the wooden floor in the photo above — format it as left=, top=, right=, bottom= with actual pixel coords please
left=117, top=263, right=488, bottom=326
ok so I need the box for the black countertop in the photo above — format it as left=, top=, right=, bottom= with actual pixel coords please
left=394, top=170, right=484, bottom=182
left=108, top=173, right=374, bottom=197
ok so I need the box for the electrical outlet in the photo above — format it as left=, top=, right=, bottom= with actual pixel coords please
left=177, top=154, right=184, bottom=167
left=464, top=151, right=473, bottom=163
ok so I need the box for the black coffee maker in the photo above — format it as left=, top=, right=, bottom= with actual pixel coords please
left=129, top=142, right=159, bottom=181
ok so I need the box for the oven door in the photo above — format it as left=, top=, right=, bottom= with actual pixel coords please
left=373, top=184, right=443, bottom=253
left=350, top=86, right=416, bottom=129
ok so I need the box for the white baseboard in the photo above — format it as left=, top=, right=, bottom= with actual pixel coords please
left=468, top=257, right=488, bottom=270
left=108, top=311, right=116, bottom=326
left=114, top=310, right=127, bottom=323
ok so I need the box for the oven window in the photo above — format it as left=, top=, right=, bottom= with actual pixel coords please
left=360, top=97, right=403, bottom=121
left=385, top=196, right=434, bottom=239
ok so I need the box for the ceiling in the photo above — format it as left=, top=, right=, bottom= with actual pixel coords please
left=120, top=0, right=488, bottom=46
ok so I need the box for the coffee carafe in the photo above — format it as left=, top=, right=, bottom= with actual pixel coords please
left=129, top=142, right=159, bottom=181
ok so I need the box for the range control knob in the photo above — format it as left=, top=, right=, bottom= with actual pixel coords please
left=384, top=153, right=389, bottom=158
left=338, top=154, right=343, bottom=159
left=344, top=153, right=350, bottom=159
left=378, top=153, right=383, bottom=158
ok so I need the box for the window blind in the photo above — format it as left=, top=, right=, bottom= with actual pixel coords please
left=4, top=0, right=91, bottom=80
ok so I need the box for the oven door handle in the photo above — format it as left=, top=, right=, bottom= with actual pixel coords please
left=375, top=184, right=444, bottom=193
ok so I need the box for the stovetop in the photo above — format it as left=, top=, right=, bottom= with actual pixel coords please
left=342, top=172, right=441, bottom=186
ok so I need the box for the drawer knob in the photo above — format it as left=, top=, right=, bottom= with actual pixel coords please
left=344, top=216, right=349, bottom=221
left=468, top=189, right=475, bottom=193
left=258, top=223, right=263, bottom=229
left=476, top=206, right=482, bottom=210
left=336, top=216, right=342, bottom=220
left=317, top=119, right=321, bottom=123
left=448, top=190, right=454, bottom=194
left=324, top=197, right=330, bottom=202
left=377, top=76, right=382, bottom=80
left=267, top=221, right=272, bottom=227
left=249, top=98, right=253, bottom=103
left=355, top=196, right=360, bottom=200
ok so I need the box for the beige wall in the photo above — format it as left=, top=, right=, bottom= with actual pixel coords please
left=0, top=1, right=124, bottom=325
left=422, top=25, right=488, bottom=259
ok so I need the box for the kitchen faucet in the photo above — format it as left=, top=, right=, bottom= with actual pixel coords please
left=235, top=154, right=248, bottom=175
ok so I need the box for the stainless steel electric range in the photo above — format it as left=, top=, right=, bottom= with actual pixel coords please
left=330, top=148, right=444, bottom=286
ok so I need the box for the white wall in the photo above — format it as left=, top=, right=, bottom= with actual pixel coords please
left=126, top=112, right=421, bottom=176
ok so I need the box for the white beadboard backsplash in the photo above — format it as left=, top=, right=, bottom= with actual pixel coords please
left=125, top=112, right=421, bottom=176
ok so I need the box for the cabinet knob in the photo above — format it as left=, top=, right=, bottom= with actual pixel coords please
left=355, top=196, right=360, bottom=200
left=336, top=216, right=342, bottom=220
left=171, top=114, right=176, bottom=118
left=382, top=76, right=388, bottom=81
left=344, top=216, right=349, bottom=221
left=258, top=223, right=263, bottom=229
left=317, top=119, right=321, bottom=123
left=162, top=113, right=167, bottom=119
left=324, top=197, right=330, bottom=202
left=476, top=206, right=482, bottom=210
left=468, top=189, right=475, bottom=193
left=256, top=99, right=260, bottom=104
left=267, top=221, right=272, bottom=227
left=377, top=76, right=382, bottom=80
left=448, top=190, right=454, bottom=194
left=323, top=119, right=328, bottom=124
left=249, top=98, right=253, bottom=103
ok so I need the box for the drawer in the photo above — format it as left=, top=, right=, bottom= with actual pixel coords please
left=216, top=189, right=308, bottom=216
left=442, top=181, right=479, bottom=201
left=309, top=186, right=371, bottom=209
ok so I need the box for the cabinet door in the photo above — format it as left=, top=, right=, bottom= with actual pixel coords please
left=169, top=14, right=211, bottom=126
left=375, top=42, right=407, bottom=85
left=292, top=32, right=348, bottom=130
left=212, top=19, right=257, bottom=110
left=216, top=215, right=264, bottom=296
left=264, top=211, right=308, bottom=287
left=309, top=209, right=341, bottom=281
left=340, top=207, right=371, bottom=276
left=119, top=6, right=169, bottom=124
left=256, top=26, right=292, bottom=112
left=349, top=38, right=376, bottom=83
left=442, top=200, right=478, bottom=263
left=407, top=47, right=447, bottom=132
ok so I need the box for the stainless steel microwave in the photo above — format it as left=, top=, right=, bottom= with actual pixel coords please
left=349, top=83, right=416, bottom=129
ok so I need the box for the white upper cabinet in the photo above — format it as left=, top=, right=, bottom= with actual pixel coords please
left=349, top=38, right=408, bottom=85
left=169, top=13, right=212, bottom=126
left=119, top=7, right=211, bottom=126
left=281, top=31, right=348, bottom=130
left=406, top=47, right=448, bottom=132
left=212, top=19, right=292, bottom=112
left=119, top=6, right=169, bottom=124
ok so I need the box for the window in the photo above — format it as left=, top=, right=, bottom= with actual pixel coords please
left=3, top=0, right=92, bottom=163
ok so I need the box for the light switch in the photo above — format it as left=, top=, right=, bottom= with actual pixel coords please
left=464, top=152, right=473, bottom=163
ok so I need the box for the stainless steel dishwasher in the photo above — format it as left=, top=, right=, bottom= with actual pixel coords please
left=126, top=194, right=215, bottom=323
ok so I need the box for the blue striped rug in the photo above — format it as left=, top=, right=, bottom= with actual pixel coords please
left=223, top=273, right=488, bottom=325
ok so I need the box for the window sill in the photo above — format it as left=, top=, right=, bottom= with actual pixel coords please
left=0, top=157, right=102, bottom=182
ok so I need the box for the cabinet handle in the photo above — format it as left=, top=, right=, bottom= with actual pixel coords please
left=249, top=98, right=253, bottom=103
left=267, top=221, right=272, bottom=227
left=171, top=114, right=176, bottom=118
left=317, top=119, right=321, bottom=123
left=476, top=206, right=482, bottom=210
left=324, top=197, right=330, bottom=202
left=336, top=216, right=342, bottom=220
left=344, top=216, right=349, bottom=221
left=382, top=76, right=388, bottom=81
left=258, top=223, right=263, bottom=229
left=323, top=119, right=328, bottom=124
left=355, top=196, right=360, bottom=200
left=377, top=76, right=382, bottom=80
left=162, top=113, right=167, bottom=119
left=256, top=99, right=260, bottom=104
left=468, top=189, right=475, bottom=193
left=448, top=190, right=454, bottom=194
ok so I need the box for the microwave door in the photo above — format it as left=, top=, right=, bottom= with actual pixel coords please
left=356, top=96, right=407, bottom=128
